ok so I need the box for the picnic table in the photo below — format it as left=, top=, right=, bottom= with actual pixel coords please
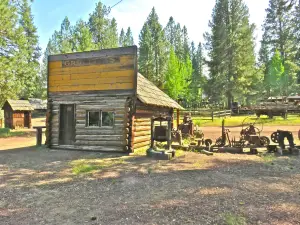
left=33, top=126, right=46, bottom=146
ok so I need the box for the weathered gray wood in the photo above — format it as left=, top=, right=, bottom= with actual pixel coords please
left=49, top=46, right=137, bottom=61
left=76, top=135, right=123, bottom=141
left=75, top=140, right=126, bottom=146
left=53, top=145, right=125, bottom=152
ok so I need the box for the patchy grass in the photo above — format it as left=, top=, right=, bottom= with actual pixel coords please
left=132, top=147, right=148, bottom=156
left=188, top=115, right=300, bottom=127
left=0, top=128, right=27, bottom=138
left=71, top=158, right=126, bottom=175
left=224, top=213, right=247, bottom=225
left=259, top=153, right=276, bottom=164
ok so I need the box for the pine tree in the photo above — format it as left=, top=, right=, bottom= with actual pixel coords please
left=204, top=0, right=257, bottom=107
left=182, top=25, right=190, bottom=59
left=57, top=17, right=73, bottom=53
left=88, top=1, right=114, bottom=49
left=138, top=7, right=167, bottom=87
left=18, top=0, right=41, bottom=99
left=105, top=18, right=118, bottom=48
left=73, top=19, right=94, bottom=52
left=191, top=42, right=205, bottom=102
left=125, top=27, right=134, bottom=46
left=260, top=0, right=295, bottom=64
left=165, top=17, right=176, bottom=47
left=0, top=0, right=24, bottom=105
left=119, top=28, right=125, bottom=47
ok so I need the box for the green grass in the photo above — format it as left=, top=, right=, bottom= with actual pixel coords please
left=224, top=213, right=247, bottom=225
left=71, top=158, right=125, bottom=175
left=259, top=153, right=277, bottom=164
left=184, top=115, right=300, bottom=127
left=0, top=128, right=26, bottom=138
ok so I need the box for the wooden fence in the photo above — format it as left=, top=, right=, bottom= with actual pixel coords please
left=211, top=110, right=232, bottom=121
left=176, top=109, right=232, bottom=121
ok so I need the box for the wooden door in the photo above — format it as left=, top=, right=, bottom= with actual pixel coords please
left=24, top=112, right=29, bottom=128
left=59, top=104, right=75, bottom=145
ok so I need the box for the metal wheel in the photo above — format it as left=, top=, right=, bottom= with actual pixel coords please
left=204, top=139, right=213, bottom=147
left=271, top=132, right=279, bottom=143
left=259, top=136, right=270, bottom=147
left=215, top=137, right=223, bottom=146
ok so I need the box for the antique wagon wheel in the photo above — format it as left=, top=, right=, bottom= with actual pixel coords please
left=215, top=137, right=223, bottom=146
left=204, top=139, right=213, bottom=147
left=259, top=136, right=270, bottom=147
left=271, top=131, right=279, bottom=143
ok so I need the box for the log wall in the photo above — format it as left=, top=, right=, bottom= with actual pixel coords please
left=132, top=102, right=172, bottom=151
left=48, top=90, right=134, bottom=152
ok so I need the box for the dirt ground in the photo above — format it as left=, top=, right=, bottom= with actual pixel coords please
left=1, top=123, right=300, bottom=224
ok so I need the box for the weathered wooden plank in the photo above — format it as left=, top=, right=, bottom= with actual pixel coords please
left=133, top=136, right=151, bottom=144
left=134, top=118, right=150, bottom=123
left=49, top=89, right=134, bottom=98
left=48, top=46, right=137, bottom=61
left=133, top=121, right=151, bottom=127
left=75, top=135, right=124, bottom=141
left=49, top=82, right=134, bottom=92
left=53, top=145, right=125, bottom=152
left=76, top=129, right=125, bottom=135
left=134, top=126, right=151, bottom=132
left=75, top=140, right=126, bottom=146
left=49, top=71, right=134, bottom=85
left=133, top=141, right=150, bottom=149
left=134, top=130, right=151, bottom=137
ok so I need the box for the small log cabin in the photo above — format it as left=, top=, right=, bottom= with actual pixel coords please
left=2, top=100, right=33, bottom=129
left=47, top=46, right=183, bottom=152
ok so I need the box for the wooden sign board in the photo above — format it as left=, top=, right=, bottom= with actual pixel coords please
left=48, top=46, right=137, bottom=93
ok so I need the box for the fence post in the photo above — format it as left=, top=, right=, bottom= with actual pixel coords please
left=211, top=111, right=214, bottom=122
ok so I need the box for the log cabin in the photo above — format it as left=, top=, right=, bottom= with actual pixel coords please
left=46, top=46, right=183, bottom=152
left=2, top=100, right=33, bottom=129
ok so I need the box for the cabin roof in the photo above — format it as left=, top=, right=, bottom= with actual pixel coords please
left=29, top=98, right=47, bottom=110
left=2, top=100, right=34, bottom=111
left=137, top=73, right=184, bottom=110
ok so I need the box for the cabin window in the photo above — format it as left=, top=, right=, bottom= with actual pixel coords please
left=86, top=111, right=114, bottom=127
left=102, top=112, right=114, bottom=127
left=87, top=111, right=100, bottom=127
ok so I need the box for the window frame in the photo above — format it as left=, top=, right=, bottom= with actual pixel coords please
left=86, top=110, right=115, bottom=128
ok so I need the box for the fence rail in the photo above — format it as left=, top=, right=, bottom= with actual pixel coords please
left=211, top=110, right=232, bottom=121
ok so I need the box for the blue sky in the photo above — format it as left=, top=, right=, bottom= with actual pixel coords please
left=32, top=0, right=269, bottom=52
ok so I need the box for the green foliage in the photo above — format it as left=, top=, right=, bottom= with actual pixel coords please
left=165, top=48, right=192, bottom=100
left=138, top=7, right=168, bottom=88
left=73, top=19, right=94, bottom=52
left=0, top=0, right=41, bottom=105
left=204, top=0, right=257, bottom=107
left=119, top=27, right=134, bottom=47
left=267, top=50, right=285, bottom=94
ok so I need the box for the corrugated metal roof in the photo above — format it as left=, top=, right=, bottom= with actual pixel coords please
left=137, top=73, right=184, bottom=110
left=3, top=100, right=34, bottom=111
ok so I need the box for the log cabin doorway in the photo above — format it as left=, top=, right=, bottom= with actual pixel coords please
left=24, top=112, right=30, bottom=128
left=59, top=104, right=75, bottom=145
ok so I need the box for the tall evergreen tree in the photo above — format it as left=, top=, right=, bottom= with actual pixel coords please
left=165, top=17, right=176, bottom=47
left=119, top=28, right=125, bottom=47
left=182, top=25, right=190, bottom=59
left=125, top=27, right=134, bottom=46
left=0, top=0, right=25, bottom=105
left=57, top=17, right=73, bottom=53
left=73, top=19, right=94, bottom=52
left=18, top=0, right=41, bottom=99
left=89, top=1, right=118, bottom=49
left=138, top=7, right=168, bottom=87
left=204, top=0, right=257, bottom=107
left=191, top=42, right=205, bottom=101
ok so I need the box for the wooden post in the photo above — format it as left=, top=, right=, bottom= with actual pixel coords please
left=36, top=127, right=42, bottom=146
left=176, top=109, right=180, bottom=129
left=167, top=119, right=172, bottom=151
left=211, top=111, right=214, bottom=122
left=150, top=117, right=155, bottom=149
left=28, top=112, right=32, bottom=128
